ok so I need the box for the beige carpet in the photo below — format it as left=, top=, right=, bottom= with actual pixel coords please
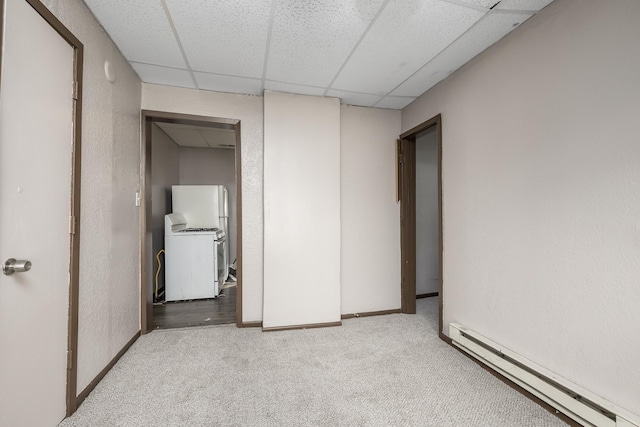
left=59, top=298, right=567, bottom=426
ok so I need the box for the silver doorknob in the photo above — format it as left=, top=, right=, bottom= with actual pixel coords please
left=2, top=258, right=32, bottom=275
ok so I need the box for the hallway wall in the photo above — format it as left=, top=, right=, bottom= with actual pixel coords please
left=340, top=105, right=401, bottom=314
left=151, top=124, right=180, bottom=293
left=142, top=84, right=265, bottom=322
left=415, top=127, right=439, bottom=295
left=143, top=85, right=404, bottom=323
left=40, top=0, right=142, bottom=394
left=402, top=0, right=640, bottom=415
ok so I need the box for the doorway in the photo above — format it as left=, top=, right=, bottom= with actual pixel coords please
left=398, top=114, right=445, bottom=338
left=140, top=110, right=243, bottom=333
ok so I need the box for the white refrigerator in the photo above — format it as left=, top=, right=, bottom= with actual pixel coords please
left=172, top=185, right=228, bottom=230
left=172, top=184, right=229, bottom=275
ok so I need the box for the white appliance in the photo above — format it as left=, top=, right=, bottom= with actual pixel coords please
left=164, top=213, right=227, bottom=301
left=172, top=185, right=229, bottom=278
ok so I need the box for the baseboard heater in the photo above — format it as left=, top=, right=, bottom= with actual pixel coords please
left=449, top=323, right=639, bottom=427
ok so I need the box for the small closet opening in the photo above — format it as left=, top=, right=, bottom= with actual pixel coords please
left=149, top=118, right=239, bottom=330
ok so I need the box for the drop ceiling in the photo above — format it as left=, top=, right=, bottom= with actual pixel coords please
left=82, top=0, right=554, bottom=110
left=155, top=122, right=236, bottom=149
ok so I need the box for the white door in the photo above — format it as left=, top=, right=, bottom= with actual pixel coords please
left=0, top=0, right=75, bottom=425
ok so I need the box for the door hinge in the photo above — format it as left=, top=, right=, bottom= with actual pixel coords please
left=69, top=216, right=76, bottom=235
left=67, top=350, right=73, bottom=370
left=72, top=81, right=79, bottom=100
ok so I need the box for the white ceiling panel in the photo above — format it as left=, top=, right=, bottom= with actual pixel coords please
left=82, top=0, right=186, bottom=68
left=331, top=0, right=485, bottom=95
left=445, top=0, right=497, bottom=9
left=194, top=72, right=262, bottom=95
left=264, top=81, right=326, bottom=96
left=374, top=96, right=416, bottom=110
left=83, top=0, right=556, bottom=109
left=201, top=129, right=237, bottom=148
left=391, top=11, right=532, bottom=97
left=325, top=90, right=382, bottom=107
left=156, top=123, right=236, bottom=148
left=157, top=124, right=209, bottom=148
left=266, top=0, right=385, bottom=87
left=495, top=0, right=554, bottom=11
left=165, top=0, right=271, bottom=78
left=131, top=62, right=196, bottom=89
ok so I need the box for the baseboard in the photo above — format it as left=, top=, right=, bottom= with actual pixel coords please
left=416, top=292, right=439, bottom=299
left=341, top=308, right=401, bottom=319
left=240, top=321, right=263, bottom=328
left=449, top=324, right=639, bottom=427
left=439, top=332, right=582, bottom=427
left=75, top=331, right=140, bottom=409
left=262, top=321, right=342, bottom=332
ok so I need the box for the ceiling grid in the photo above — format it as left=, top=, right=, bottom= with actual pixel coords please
left=83, top=0, right=554, bottom=109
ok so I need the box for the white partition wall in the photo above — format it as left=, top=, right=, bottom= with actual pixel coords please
left=263, top=91, right=341, bottom=329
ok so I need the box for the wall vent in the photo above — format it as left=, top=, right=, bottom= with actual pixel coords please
left=449, top=323, right=639, bottom=427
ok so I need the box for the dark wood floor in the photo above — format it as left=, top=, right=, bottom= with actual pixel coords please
left=152, top=286, right=236, bottom=330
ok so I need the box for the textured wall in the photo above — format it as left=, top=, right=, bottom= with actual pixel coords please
left=402, top=0, right=640, bottom=415
left=415, top=128, right=439, bottom=295
left=151, top=124, right=180, bottom=294
left=142, top=84, right=264, bottom=322
left=179, top=147, right=238, bottom=262
left=40, top=0, right=142, bottom=393
left=340, top=105, right=401, bottom=314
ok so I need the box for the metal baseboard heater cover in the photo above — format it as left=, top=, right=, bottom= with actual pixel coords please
left=449, top=323, right=639, bottom=427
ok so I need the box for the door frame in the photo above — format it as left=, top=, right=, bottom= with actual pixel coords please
left=0, top=0, right=83, bottom=416
left=140, top=110, right=244, bottom=333
left=398, top=114, right=445, bottom=339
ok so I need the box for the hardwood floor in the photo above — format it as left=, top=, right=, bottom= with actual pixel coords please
left=153, top=286, right=236, bottom=330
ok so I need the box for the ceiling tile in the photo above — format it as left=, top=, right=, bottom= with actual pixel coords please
left=194, top=72, right=262, bottom=95
left=391, top=11, right=532, bottom=97
left=445, top=0, right=496, bottom=9
left=374, top=96, right=416, bottom=109
left=265, top=0, right=385, bottom=87
left=131, top=62, right=196, bottom=88
left=495, top=0, right=554, bottom=10
left=82, top=0, right=185, bottom=68
left=165, top=0, right=271, bottom=78
left=325, top=90, right=382, bottom=107
left=264, top=81, right=326, bottom=96
left=331, top=0, right=485, bottom=95
left=156, top=124, right=209, bottom=148
left=200, top=129, right=237, bottom=148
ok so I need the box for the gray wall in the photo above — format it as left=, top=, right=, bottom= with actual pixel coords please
left=402, top=0, right=640, bottom=415
left=415, top=127, right=439, bottom=295
left=340, top=105, right=401, bottom=314
left=151, top=124, right=180, bottom=293
left=40, top=0, right=142, bottom=394
left=179, top=147, right=237, bottom=262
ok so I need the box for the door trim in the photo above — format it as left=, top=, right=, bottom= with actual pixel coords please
left=140, top=110, right=244, bottom=332
left=398, top=114, right=444, bottom=338
left=0, top=0, right=83, bottom=416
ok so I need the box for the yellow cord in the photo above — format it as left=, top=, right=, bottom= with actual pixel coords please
left=155, top=249, right=165, bottom=299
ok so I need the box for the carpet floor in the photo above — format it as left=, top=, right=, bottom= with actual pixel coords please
left=60, top=298, right=568, bottom=426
